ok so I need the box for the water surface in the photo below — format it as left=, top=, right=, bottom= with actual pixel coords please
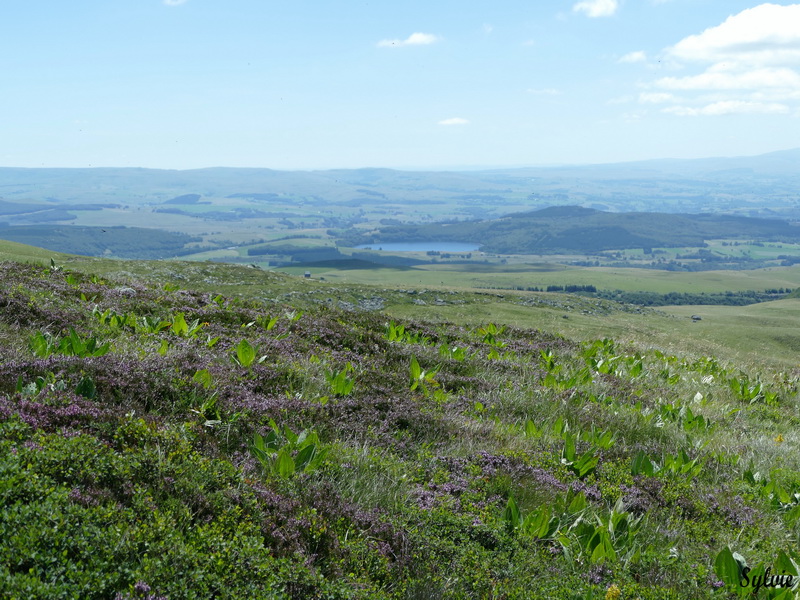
left=355, top=242, right=479, bottom=252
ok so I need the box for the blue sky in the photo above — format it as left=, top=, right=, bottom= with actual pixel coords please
left=2, top=1, right=799, bottom=169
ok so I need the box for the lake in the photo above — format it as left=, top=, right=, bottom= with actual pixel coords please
left=354, top=242, right=480, bottom=252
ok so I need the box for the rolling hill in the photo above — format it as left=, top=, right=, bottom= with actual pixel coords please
left=1, top=147, right=800, bottom=218
left=340, top=205, right=800, bottom=254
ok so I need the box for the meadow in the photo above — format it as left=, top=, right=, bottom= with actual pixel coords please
left=2, top=246, right=800, bottom=599
left=281, top=260, right=800, bottom=294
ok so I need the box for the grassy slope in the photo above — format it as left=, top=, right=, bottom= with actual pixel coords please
left=279, top=258, right=800, bottom=368
left=0, top=239, right=74, bottom=264
left=661, top=300, right=800, bottom=364
left=11, top=236, right=800, bottom=367
left=3, top=250, right=800, bottom=598
left=9, top=236, right=800, bottom=367
left=385, top=295, right=800, bottom=369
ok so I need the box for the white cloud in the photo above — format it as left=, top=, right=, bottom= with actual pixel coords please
left=663, top=100, right=790, bottom=116
left=438, top=117, right=469, bottom=126
left=619, top=51, right=646, bottom=64
left=667, top=3, right=800, bottom=66
left=572, top=0, right=619, bottom=18
left=639, top=92, right=676, bottom=104
left=656, top=66, right=800, bottom=91
left=641, top=3, right=800, bottom=117
left=163, top=0, right=188, bottom=5
left=377, top=32, right=440, bottom=48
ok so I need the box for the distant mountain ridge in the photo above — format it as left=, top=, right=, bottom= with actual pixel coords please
left=1, top=148, right=799, bottom=217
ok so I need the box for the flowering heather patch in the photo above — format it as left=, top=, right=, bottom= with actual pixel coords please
left=618, top=480, right=666, bottom=515
left=0, top=391, right=122, bottom=434
left=0, top=289, right=54, bottom=327
left=1, top=259, right=800, bottom=599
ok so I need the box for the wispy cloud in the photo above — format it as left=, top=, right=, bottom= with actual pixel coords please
left=526, top=88, right=561, bottom=96
left=655, top=66, right=800, bottom=92
left=619, top=51, right=646, bottom=64
left=663, top=101, right=790, bottom=117
left=622, top=110, right=647, bottom=122
left=572, top=0, right=618, bottom=18
left=163, top=0, right=188, bottom=5
left=438, top=117, right=469, bottom=126
left=377, top=32, right=440, bottom=48
left=638, top=92, right=676, bottom=104
left=641, top=3, right=800, bottom=116
left=607, top=95, right=635, bottom=105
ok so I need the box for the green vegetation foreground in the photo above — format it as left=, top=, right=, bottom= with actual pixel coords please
left=1, top=260, right=800, bottom=599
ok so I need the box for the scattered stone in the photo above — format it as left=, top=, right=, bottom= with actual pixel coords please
left=358, top=297, right=385, bottom=311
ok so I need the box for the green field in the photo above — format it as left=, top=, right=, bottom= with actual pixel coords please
left=280, top=261, right=800, bottom=294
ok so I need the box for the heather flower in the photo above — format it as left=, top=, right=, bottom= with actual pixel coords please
left=113, top=581, right=167, bottom=600
left=68, top=487, right=100, bottom=507
left=589, top=564, right=612, bottom=585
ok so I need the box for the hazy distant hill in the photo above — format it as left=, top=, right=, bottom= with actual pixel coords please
left=341, top=205, right=800, bottom=254
left=1, top=148, right=799, bottom=217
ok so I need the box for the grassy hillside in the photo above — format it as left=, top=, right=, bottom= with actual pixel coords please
left=2, top=255, right=800, bottom=599
left=0, top=225, right=206, bottom=259
left=7, top=237, right=800, bottom=366
left=384, top=292, right=800, bottom=369
left=0, top=239, right=76, bottom=264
